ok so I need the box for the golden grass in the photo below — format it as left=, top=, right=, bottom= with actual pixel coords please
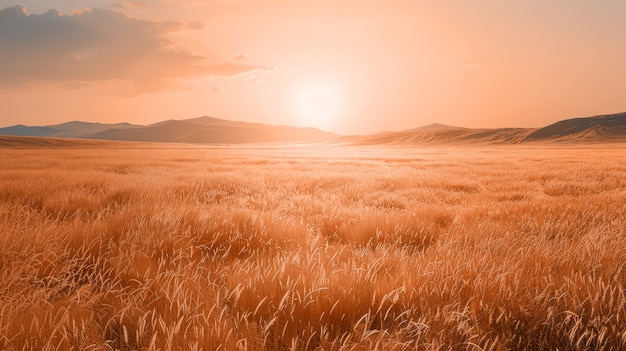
left=0, top=144, right=625, bottom=350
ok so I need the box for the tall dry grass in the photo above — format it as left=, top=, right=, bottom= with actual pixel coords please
left=0, top=145, right=624, bottom=350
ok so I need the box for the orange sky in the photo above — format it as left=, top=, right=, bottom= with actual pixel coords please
left=1, top=0, right=625, bottom=134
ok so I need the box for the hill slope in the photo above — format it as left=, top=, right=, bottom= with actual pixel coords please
left=524, top=112, right=626, bottom=142
left=2, top=112, right=626, bottom=145
left=404, top=123, right=468, bottom=133
left=341, top=128, right=535, bottom=145
left=0, top=117, right=336, bottom=144
left=342, top=112, right=626, bottom=145
left=0, top=135, right=135, bottom=148
left=0, top=122, right=136, bottom=138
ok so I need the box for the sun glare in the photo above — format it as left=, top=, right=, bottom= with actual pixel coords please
left=293, top=82, right=342, bottom=131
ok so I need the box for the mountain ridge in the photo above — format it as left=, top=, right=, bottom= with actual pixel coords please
left=1, top=112, right=625, bottom=145
left=404, top=123, right=468, bottom=133
left=341, top=112, right=626, bottom=145
left=0, top=116, right=337, bottom=144
left=522, top=112, right=626, bottom=142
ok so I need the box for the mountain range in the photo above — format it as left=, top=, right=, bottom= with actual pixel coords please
left=341, top=112, right=626, bottom=145
left=1, top=112, right=625, bottom=145
left=0, top=116, right=336, bottom=144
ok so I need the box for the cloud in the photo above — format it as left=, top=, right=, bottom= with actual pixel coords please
left=0, top=5, right=266, bottom=93
left=111, top=1, right=147, bottom=9
left=206, top=63, right=264, bottom=76
left=231, top=52, right=249, bottom=60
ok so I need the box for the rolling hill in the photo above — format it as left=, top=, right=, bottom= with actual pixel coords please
left=0, top=121, right=137, bottom=138
left=0, top=117, right=336, bottom=144
left=523, top=112, right=626, bottom=142
left=0, top=135, right=138, bottom=148
left=340, top=127, right=534, bottom=145
left=403, top=123, right=468, bottom=133
left=1, top=112, right=625, bottom=145
left=341, top=112, right=626, bottom=145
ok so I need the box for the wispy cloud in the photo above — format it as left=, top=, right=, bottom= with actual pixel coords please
left=231, top=52, right=249, bottom=61
left=111, top=1, right=147, bottom=9
left=0, top=5, right=267, bottom=94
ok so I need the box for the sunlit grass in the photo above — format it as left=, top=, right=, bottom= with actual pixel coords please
left=0, top=145, right=625, bottom=350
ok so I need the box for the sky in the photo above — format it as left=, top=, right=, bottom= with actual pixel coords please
left=0, top=1, right=625, bottom=134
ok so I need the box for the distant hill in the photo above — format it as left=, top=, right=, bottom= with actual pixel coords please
left=2, top=112, right=626, bottom=145
left=0, top=125, right=59, bottom=137
left=342, top=112, right=626, bottom=145
left=404, top=123, right=467, bottom=133
left=523, top=112, right=626, bottom=142
left=0, top=116, right=336, bottom=144
left=0, top=135, right=132, bottom=148
left=0, top=121, right=137, bottom=138
left=341, top=127, right=534, bottom=146
left=45, top=121, right=137, bottom=138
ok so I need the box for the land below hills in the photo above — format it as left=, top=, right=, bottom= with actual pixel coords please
left=1, top=144, right=624, bottom=350
left=1, top=111, right=624, bottom=350
left=1, top=112, right=626, bottom=147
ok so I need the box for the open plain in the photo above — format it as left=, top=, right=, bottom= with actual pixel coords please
left=0, top=142, right=625, bottom=350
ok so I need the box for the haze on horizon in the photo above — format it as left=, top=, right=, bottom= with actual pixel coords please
left=0, top=1, right=625, bottom=134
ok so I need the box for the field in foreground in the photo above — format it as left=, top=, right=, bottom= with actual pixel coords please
left=0, top=144, right=624, bottom=350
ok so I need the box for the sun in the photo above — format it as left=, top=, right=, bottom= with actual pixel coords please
left=293, top=82, right=342, bottom=131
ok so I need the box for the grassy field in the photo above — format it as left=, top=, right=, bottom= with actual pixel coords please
left=0, top=144, right=624, bottom=350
